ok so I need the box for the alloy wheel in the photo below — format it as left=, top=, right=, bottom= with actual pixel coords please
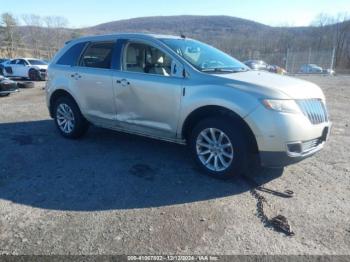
left=56, top=103, right=75, bottom=134
left=196, top=128, right=234, bottom=172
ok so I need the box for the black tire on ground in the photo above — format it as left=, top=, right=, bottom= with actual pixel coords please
left=0, top=93, right=10, bottom=97
left=53, top=96, right=89, bottom=139
left=17, top=81, right=35, bottom=89
left=189, top=117, right=248, bottom=179
left=28, top=68, right=40, bottom=81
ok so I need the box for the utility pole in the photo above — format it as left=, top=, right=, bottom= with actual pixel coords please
left=330, top=47, right=336, bottom=71
left=285, top=48, right=289, bottom=72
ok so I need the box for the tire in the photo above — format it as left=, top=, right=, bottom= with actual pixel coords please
left=0, top=93, right=10, bottom=97
left=189, top=117, right=248, bottom=179
left=17, top=81, right=34, bottom=89
left=53, top=96, right=89, bottom=139
left=28, top=68, right=40, bottom=81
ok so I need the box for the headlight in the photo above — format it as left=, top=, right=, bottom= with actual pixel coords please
left=262, top=99, right=301, bottom=114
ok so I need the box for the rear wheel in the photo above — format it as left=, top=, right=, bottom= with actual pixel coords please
left=189, top=117, right=248, bottom=179
left=54, top=96, right=89, bottom=139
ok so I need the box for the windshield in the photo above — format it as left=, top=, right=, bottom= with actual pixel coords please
left=28, top=59, right=47, bottom=65
left=161, top=38, right=248, bottom=73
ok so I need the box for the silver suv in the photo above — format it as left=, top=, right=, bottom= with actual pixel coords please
left=46, top=33, right=331, bottom=178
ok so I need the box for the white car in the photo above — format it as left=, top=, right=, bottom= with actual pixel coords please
left=2, top=58, right=48, bottom=81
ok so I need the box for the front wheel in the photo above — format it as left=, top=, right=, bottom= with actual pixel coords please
left=189, top=117, right=248, bottom=179
left=54, top=96, right=89, bottom=139
left=28, top=69, right=40, bottom=81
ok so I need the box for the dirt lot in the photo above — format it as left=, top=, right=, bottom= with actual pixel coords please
left=0, top=76, right=349, bottom=255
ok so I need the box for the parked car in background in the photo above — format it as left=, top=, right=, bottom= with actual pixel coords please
left=299, top=64, right=336, bottom=75
left=268, top=64, right=287, bottom=75
left=325, top=68, right=336, bottom=76
left=0, top=58, right=10, bottom=64
left=299, top=64, right=323, bottom=74
left=46, top=33, right=331, bottom=178
left=2, top=58, right=48, bottom=80
left=0, top=76, right=18, bottom=97
left=0, top=58, right=10, bottom=75
left=243, top=60, right=269, bottom=71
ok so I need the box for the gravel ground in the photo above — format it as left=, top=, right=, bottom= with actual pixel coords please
left=0, top=76, right=349, bottom=255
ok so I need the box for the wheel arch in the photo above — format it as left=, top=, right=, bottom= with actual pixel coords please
left=49, top=89, right=80, bottom=118
left=181, top=105, right=258, bottom=153
left=28, top=67, right=38, bottom=77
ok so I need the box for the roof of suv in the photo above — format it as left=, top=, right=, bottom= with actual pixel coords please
left=70, top=33, right=185, bottom=44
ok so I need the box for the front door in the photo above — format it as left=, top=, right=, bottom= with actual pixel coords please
left=113, top=39, right=184, bottom=138
left=16, top=59, right=30, bottom=77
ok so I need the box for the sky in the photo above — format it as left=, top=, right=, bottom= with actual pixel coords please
left=1, top=0, right=349, bottom=28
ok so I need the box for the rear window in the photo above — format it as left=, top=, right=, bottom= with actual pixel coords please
left=57, top=42, right=87, bottom=66
left=79, top=42, right=115, bottom=69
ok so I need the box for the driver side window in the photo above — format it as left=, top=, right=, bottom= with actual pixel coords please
left=123, top=42, right=172, bottom=77
left=17, top=59, right=27, bottom=66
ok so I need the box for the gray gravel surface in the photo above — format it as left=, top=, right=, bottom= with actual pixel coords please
left=0, top=76, right=349, bottom=255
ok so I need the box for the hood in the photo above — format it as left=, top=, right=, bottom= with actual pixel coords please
left=214, top=70, right=325, bottom=100
left=32, top=64, right=48, bottom=70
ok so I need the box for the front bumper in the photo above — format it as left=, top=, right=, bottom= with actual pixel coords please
left=244, top=104, right=331, bottom=167
left=259, top=126, right=330, bottom=167
left=39, top=70, right=47, bottom=80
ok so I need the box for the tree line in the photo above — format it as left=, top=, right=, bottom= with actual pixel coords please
left=0, top=12, right=349, bottom=69
left=0, top=13, right=79, bottom=59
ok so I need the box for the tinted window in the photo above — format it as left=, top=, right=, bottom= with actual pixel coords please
left=80, top=42, right=115, bottom=69
left=17, top=59, right=27, bottom=65
left=57, top=42, right=87, bottom=66
left=10, top=60, right=17, bottom=64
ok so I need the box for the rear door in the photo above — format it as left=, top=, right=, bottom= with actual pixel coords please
left=71, top=41, right=117, bottom=127
left=5, top=59, right=18, bottom=76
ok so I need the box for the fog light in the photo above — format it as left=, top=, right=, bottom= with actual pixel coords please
left=287, top=143, right=302, bottom=154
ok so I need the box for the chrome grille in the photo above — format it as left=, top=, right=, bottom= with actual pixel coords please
left=297, top=99, right=328, bottom=125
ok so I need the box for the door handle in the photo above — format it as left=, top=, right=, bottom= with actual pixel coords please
left=71, top=73, right=81, bottom=79
left=117, top=79, right=130, bottom=86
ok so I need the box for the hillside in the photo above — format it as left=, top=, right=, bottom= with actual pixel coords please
left=1, top=15, right=349, bottom=68
left=84, top=15, right=271, bottom=36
